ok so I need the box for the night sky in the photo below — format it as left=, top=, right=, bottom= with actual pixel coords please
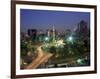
left=20, top=9, right=90, bottom=32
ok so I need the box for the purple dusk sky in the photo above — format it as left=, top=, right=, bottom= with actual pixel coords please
left=20, top=9, right=90, bottom=33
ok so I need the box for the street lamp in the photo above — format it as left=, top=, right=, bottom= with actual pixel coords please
left=44, top=37, right=49, bottom=41
left=77, top=58, right=84, bottom=65
left=77, top=59, right=82, bottom=63
left=43, top=37, right=50, bottom=44
left=68, top=36, right=73, bottom=41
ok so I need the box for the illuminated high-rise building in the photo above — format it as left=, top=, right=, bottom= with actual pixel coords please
left=52, top=26, right=56, bottom=43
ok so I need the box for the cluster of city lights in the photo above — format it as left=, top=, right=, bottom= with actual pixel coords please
left=43, top=36, right=74, bottom=47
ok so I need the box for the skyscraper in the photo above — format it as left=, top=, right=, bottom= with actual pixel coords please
left=52, top=26, right=56, bottom=43
left=75, top=20, right=89, bottom=39
left=27, top=29, right=37, bottom=41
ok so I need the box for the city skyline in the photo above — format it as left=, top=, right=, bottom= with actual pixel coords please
left=20, top=9, right=91, bottom=70
left=20, top=9, right=90, bottom=33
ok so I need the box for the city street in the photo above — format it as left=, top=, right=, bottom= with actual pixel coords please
left=26, top=46, right=53, bottom=69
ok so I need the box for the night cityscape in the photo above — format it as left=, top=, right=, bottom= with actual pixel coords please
left=20, top=9, right=90, bottom=69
